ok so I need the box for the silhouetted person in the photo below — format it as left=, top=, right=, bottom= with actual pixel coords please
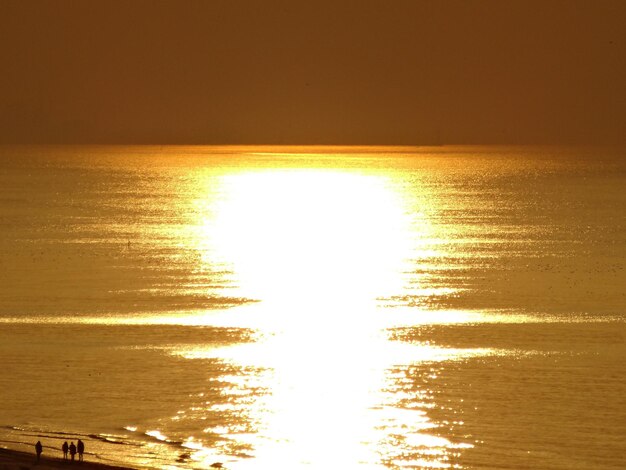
left=69, top=441, right=77, bottom=462
left=62, top=441, right=69, bottom=460
left=77, top=439, right=84, bottom=462
left=35, top=440, right=43, bottom=462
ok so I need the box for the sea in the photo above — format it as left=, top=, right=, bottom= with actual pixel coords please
left=0, top=145, right=624, bottom=469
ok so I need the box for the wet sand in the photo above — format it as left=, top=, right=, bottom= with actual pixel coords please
left=0, top=449, right=134, bottom=470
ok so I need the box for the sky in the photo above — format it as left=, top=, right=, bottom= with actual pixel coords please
left=1, top=0, right=625, bottom=145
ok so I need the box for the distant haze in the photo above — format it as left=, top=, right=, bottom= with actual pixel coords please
left=1, top=0, right=625, bottom=145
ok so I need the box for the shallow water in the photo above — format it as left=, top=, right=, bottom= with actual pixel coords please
left=0, top=145, right=625, bottom=469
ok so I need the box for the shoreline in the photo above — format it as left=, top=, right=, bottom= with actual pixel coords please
left=0, top=448, right=136, bottom=470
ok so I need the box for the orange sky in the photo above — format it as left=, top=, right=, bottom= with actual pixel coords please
left=1, top=0, right=625, bottom=145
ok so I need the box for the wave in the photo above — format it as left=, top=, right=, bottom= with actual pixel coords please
left=0, top=424, right=176, bottom=468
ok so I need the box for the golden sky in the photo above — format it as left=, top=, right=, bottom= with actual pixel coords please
left=1, top=0, right=625, bottom=145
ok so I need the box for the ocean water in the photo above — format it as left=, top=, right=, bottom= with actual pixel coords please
left=0, top=145, right=624, bottom=469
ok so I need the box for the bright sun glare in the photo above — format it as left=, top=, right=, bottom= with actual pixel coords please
left=185, top=168, right=472, bottom=468
left=208, top=169, right=410, bottom=310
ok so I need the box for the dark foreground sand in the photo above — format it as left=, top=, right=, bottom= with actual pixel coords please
left=0, top=449, right=134, bottom=470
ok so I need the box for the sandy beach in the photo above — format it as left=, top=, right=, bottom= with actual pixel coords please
left=0, top=449, right=134, bottom=470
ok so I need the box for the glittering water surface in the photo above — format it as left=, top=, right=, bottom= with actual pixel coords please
left=0, top=146, right=625, bottom=469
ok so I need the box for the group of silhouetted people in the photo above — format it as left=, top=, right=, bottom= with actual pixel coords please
left=34, top=439, right=85, bottom=463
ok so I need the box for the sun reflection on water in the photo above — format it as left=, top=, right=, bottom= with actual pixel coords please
left=171, top=333, right=488, bottom=469
left=200, top=169, right=412, bottom=307
left=182, top=168, right=478, bottom=468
